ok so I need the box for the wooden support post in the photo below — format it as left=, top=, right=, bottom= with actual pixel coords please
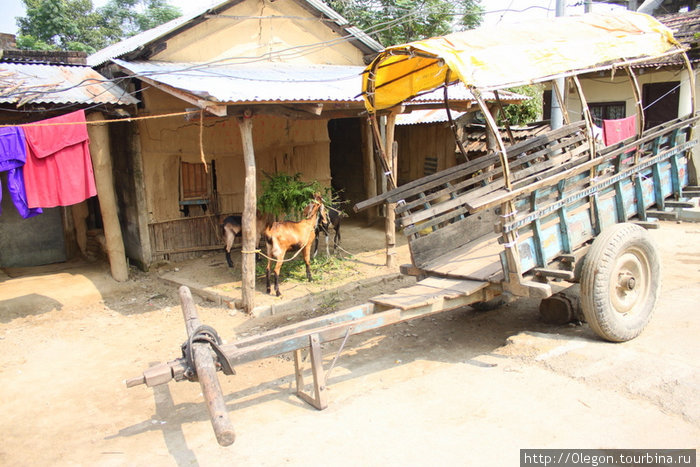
left=179, top=286, right=236, bottom=447
left=362, top=118, right=378, bottom=224
left=86, top=112, right=128, bottom=282
left=385, top=114, right=397, bottom=267
left=238, top=112, right=256, bottom=314
left=71, top=201, right=89, bottom=257
left=293, top=333, right=328, bottom=410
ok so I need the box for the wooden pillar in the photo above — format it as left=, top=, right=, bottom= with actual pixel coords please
left=71, top=201, right=89, bottom=256
left=237, top=111, right=256, bottom=314
left=385, top=112, right=397, bottom=267
left=87, top=111, right=128, bottom=282
left=361, top=118, right=378, bottom=224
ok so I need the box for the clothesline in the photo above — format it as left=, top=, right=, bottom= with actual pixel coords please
left=0, top=109, right=203, bottom=128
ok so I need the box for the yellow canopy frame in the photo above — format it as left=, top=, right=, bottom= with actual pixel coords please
left=363, top=11, right=682, bottom=112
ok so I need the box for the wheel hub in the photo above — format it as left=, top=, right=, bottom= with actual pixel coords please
left=618, top=273, right=636, bottom=291
left=610, top=249, right=650, bottom=315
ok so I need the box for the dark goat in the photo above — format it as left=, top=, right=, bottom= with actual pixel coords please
left=313, top=207, right=346, bottom=257
left=222, top=212, right=270, bottom=267
left=262, top=193, right=326, bottom=297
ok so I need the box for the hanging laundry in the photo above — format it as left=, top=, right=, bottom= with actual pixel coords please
left=0, top=126, right=42, bottom=219
left=23, top=109, right=97, bottom=209
left=603, top=115, right=637, bottom=146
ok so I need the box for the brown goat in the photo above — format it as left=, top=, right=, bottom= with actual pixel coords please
left=262, top=193, right=326, bottom=297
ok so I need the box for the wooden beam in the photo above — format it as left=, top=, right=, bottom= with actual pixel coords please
left=361, top=117, right=378, bottom=223
left=87, top=111, right=129, bottom=282
left=179, top=286, right=236, bottom=447
left=385, top=113, right=397, bottom=267
left=238, top=111, right=257, bottom=314
left=137, top=76, right=227, bottom=117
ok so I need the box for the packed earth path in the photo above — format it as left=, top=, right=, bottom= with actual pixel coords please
left=0, top=219, right=698, bottom=466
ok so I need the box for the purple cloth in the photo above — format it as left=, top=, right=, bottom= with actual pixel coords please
left=0, top=126, right=42, bottom=218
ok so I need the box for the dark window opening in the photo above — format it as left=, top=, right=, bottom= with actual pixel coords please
left=642, top=81, right=680, bottom=130
left=589, top=101, right=626, bottom=127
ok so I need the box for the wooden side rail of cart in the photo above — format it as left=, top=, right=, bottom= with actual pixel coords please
left=356, top=115, right=698, bottom=298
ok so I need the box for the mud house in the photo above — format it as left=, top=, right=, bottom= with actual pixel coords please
left=85, top=0, right=528, bottom=310
left=565, top=9, right=700, bottom=159
left=0, top=39, right=138, bottom=281
left=87, top=0, right=387, bottom=273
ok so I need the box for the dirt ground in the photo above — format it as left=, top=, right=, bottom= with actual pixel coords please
left=0, top=219, right=699, bottom=466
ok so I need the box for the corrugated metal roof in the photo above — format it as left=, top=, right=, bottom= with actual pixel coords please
left=0, top=63, right=138, bottom=107
left=87, top=0, right=383, bottom=67
left=114, top=60, right=366, bottom=104
left=113, top=60, right=529, bottom=107
left=633, top=9, right=700, bottom=67
left=410, top=85, right=529, bottom=106
left=395, top=88, right=529, bottom=125
left=395, top=109, right=466, bottom=125
left=87, top=3, right=218, bottom=67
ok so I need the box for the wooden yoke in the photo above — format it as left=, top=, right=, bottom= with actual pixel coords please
left=179, top=286, right=236, bottom=447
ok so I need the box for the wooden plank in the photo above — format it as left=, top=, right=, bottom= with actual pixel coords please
left=420, top=233, right=503, bottom=281
left=353, top=155, right=491, bottom=212
left=647, top=210, right=678, bottom=220
left=357, top=122, right=590, bottom=214
left=370, top=277, right=488, bottom=310
left=664, top=200, right=695, bottom=208
left=409, top=207, right=499, bottom=267
left=401, top=142, right=590, bottom=227
left=467, top=138, right=697, bottom=213
left=534, top=268, right=575, bottom=280
left=397, top=128, right=588, bottom=220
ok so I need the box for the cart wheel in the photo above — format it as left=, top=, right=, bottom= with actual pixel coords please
left=580, top=223, right=660, bottom=342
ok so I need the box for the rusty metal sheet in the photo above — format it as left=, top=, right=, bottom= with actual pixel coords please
left=0, top=63, right=138, bottom=107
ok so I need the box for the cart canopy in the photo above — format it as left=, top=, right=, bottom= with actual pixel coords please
left=363, top=11, right=681, bottom=112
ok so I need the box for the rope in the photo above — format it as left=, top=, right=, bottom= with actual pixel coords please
left=0, top=109, right=200, bottom=128
left=324, top=327, right=353, bottom=386
left=199, top=110, right=208, bottom=172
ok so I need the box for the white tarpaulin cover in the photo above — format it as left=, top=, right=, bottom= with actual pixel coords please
left=363, top=11, right=681, bottom=111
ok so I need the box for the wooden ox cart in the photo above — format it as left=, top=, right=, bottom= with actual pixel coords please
left=126, top=12, right=699, bottom=446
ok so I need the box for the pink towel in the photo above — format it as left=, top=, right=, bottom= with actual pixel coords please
left=22, top=110, right=97, bottom=208
left=603, top=115, right=636, bottom=146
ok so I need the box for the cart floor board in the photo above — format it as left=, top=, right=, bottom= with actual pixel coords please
left=371, top=276, right=488, bottom=310
left=419, top=233, right=503, bottom=282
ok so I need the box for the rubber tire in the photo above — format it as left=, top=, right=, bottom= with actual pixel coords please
left=580, top=223, right=661, bottom=342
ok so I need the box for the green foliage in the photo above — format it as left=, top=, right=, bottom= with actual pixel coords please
left=256, top=253, right=354, bottom=285
left=16, top=0, right=181, bottom=53
left=325, top=0, right=483, bottom=46
left=498, top=84, right=544, bottom=126
left=97, top=0, right=181, bottom=41
left=257, top=173, right=328, bottom=220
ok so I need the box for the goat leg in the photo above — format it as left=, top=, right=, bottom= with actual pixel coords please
left=274, top=271, right=281, bottom=297
left=265, top=264, right=272, bottom=295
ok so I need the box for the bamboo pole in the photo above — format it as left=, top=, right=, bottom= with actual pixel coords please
left=361, top=118, right=378, bottom=224
left=385, top=113, right=397, bottom=267
left=86, top=111, right=128, bottom=282
left=237, top=111, right=256, bottom=314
